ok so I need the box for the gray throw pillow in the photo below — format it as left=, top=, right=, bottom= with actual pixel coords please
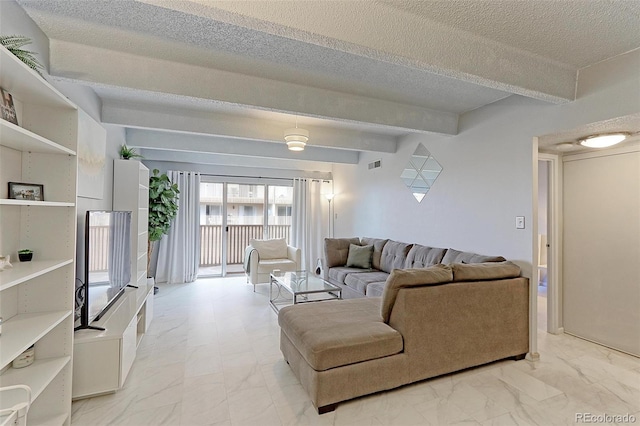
left=346, top=244, right=373, bottom=269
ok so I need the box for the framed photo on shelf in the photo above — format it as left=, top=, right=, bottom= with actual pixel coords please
left=1, top=87, right=19, bottom=125
left=8, top=182, right=44, bottom=201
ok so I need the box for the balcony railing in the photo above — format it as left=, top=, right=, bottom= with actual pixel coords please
left=89, top=224, right=291, bottom=271
left=200, top=224, right=291, bottom=266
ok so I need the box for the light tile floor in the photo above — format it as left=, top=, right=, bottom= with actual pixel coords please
left=71, top=277, right=640, bottom=426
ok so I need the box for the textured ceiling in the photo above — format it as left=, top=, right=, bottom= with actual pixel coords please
left=15, top=0, right=640, bottom=165
left=379, top=0, right=640, bottom=68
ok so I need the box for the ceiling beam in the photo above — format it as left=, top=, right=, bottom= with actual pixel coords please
left=49, top=39, right=459, bottom=135
left=127, top=129, right=360, bottom=165
left=141, top=0, right=577, bottom=103
left=102, top=99, right=398, bottom=153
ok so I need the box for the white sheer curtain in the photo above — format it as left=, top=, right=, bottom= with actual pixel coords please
left=156, top=171, right=201, bottom=284
left=290, top=178, right=323, bottom=271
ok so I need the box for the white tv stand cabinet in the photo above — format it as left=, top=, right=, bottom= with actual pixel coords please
left=72, top=281, right=154, bottom=399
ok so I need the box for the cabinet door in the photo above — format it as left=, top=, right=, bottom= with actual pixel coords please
left=72, top=340, right=119, bottom=399
left=120, top=317, right=137, bottom=386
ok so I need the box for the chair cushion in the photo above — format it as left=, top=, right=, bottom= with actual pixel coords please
left=379, top=241, right=413, bottom=273
left=257, top=258, right=297, bottom=273
left=344, top=271, right=390, bottom=295
left=405, top=244, right=447, bottom=268
left=278, top=298, right=403, bottom=371
left=250, top=238, right=288, bottom=260
left=346, top=244, right=374, bottom=269
left=441, top=248, right=506, bottom=264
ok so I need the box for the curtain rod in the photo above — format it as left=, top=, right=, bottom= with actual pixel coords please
left=172, top=171, right=330, bottom=183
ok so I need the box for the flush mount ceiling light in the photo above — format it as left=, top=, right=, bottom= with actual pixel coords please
left=284, top=127, right=309, bottom=151
left=578, top=132, right=629, bottom=148
left=553, top=142, right=578, bottom=152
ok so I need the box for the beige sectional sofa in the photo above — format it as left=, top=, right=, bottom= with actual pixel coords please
left=279, top=262, right=529, bottom=414
left=323, top=237, right=507, bottom=298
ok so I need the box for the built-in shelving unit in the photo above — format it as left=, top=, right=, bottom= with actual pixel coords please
left=0, top=44, right=78, bottom=425
left=71, top=159, right=153, bottom=400
left=114, top=159, right=150, bottom=289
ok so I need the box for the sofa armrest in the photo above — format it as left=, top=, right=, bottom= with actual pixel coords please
left=245, top=246, right=261, bottom=284
left=287, top=245, right=301, bottom=270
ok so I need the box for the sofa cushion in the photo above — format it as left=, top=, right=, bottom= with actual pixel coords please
left=328, top=266, right=371, bottom=285
left=325, top=237, right=361, bottom=267
left=344, top=271, right=390, bottom=295
left=441, top=248, right=506, bottom=264
left=250, top=238, right=288, bottom=260
left=366, top=282, right=386, bottom=297
left=278, top=297, right=403, bottom=371
left=346, top=244, right=374, bottom=269
left=381, top=265, right=453, bottom=322
left=405, top=244, right=447, bottom=269
left=360, top=238, right=389, bottom=270
left=380, top=241, right=413, bottom=273
left=452, top=261, right=521, bottom=282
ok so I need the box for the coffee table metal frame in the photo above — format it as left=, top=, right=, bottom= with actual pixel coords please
left=269, top=270, right=342, bottom=313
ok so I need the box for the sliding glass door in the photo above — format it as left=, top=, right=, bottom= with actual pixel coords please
left=199, top=180, right=292, bottom=277
left=199, top=182, right=224, bottom=276
left=226, top=183, right=265, bottom=274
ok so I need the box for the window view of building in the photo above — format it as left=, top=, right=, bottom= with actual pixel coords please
left=198, top=182, right=293, bottom=274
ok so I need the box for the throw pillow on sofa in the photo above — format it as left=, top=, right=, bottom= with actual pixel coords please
left=346, top=244, right=374, bottom=269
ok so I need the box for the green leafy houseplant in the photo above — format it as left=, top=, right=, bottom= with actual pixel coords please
left=18, top=249, right=33, bottom=262
left=119, top=144, right=144, bottom=160
left=147, top=169, right=179, bottom=276
left=0, top=35, right=45, bottom=77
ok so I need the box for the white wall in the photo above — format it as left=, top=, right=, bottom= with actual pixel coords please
left=563, top=149, right=640, bottom=355
left=333, top=49, right=640, bottom=281
left=0, top=0, right=49, bottom=70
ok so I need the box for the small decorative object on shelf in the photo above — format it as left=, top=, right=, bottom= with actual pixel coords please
left=0, top=255, right=12, bottom=271
left=8, top=182, right=44, bottom=201
left=119, top=144, right=144, bottom=160
left=12, top=345, right=35, bottom=368
left=0, top=34, right=45, bottom=76
left=17, top=249, right=33, bottom=262
left=1, top=87, right=18, bottom=125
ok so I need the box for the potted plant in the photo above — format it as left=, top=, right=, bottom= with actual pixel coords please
left=147, top=170, right=179, bottom=280
left=119, top=144, right=144, bottom=160
left=0, top=35, right=45, bottom=76
left=18, top=249, right=33, bottom=262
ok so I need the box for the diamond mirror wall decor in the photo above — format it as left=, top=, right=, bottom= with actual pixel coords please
left=401, top=143, right=442, bottom=202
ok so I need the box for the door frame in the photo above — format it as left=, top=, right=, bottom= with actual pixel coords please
left=538, top=152, right=563, bottom=334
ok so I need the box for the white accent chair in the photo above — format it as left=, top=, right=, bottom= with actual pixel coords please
left=244, top=238, right=301, bottom=291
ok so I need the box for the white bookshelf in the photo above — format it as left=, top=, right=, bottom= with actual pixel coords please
left=113, top=159, right=150, bottom=289
left=0, top=44, right=77, bottom=425
left=71, top=160, right=153, bottom=399
left=0, top=259, right=73, bottom=291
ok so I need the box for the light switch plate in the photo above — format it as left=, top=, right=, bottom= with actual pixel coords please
left=516, top=216, right=525, bottom=229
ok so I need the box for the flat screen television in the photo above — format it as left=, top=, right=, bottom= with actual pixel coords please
left=75, top=210, right=132, bottom=330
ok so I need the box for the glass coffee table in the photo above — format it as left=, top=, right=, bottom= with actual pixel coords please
left=269, top=270, right=342, bottom=313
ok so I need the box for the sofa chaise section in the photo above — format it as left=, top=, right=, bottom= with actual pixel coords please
left=279, top=262, right=529, bottom=413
